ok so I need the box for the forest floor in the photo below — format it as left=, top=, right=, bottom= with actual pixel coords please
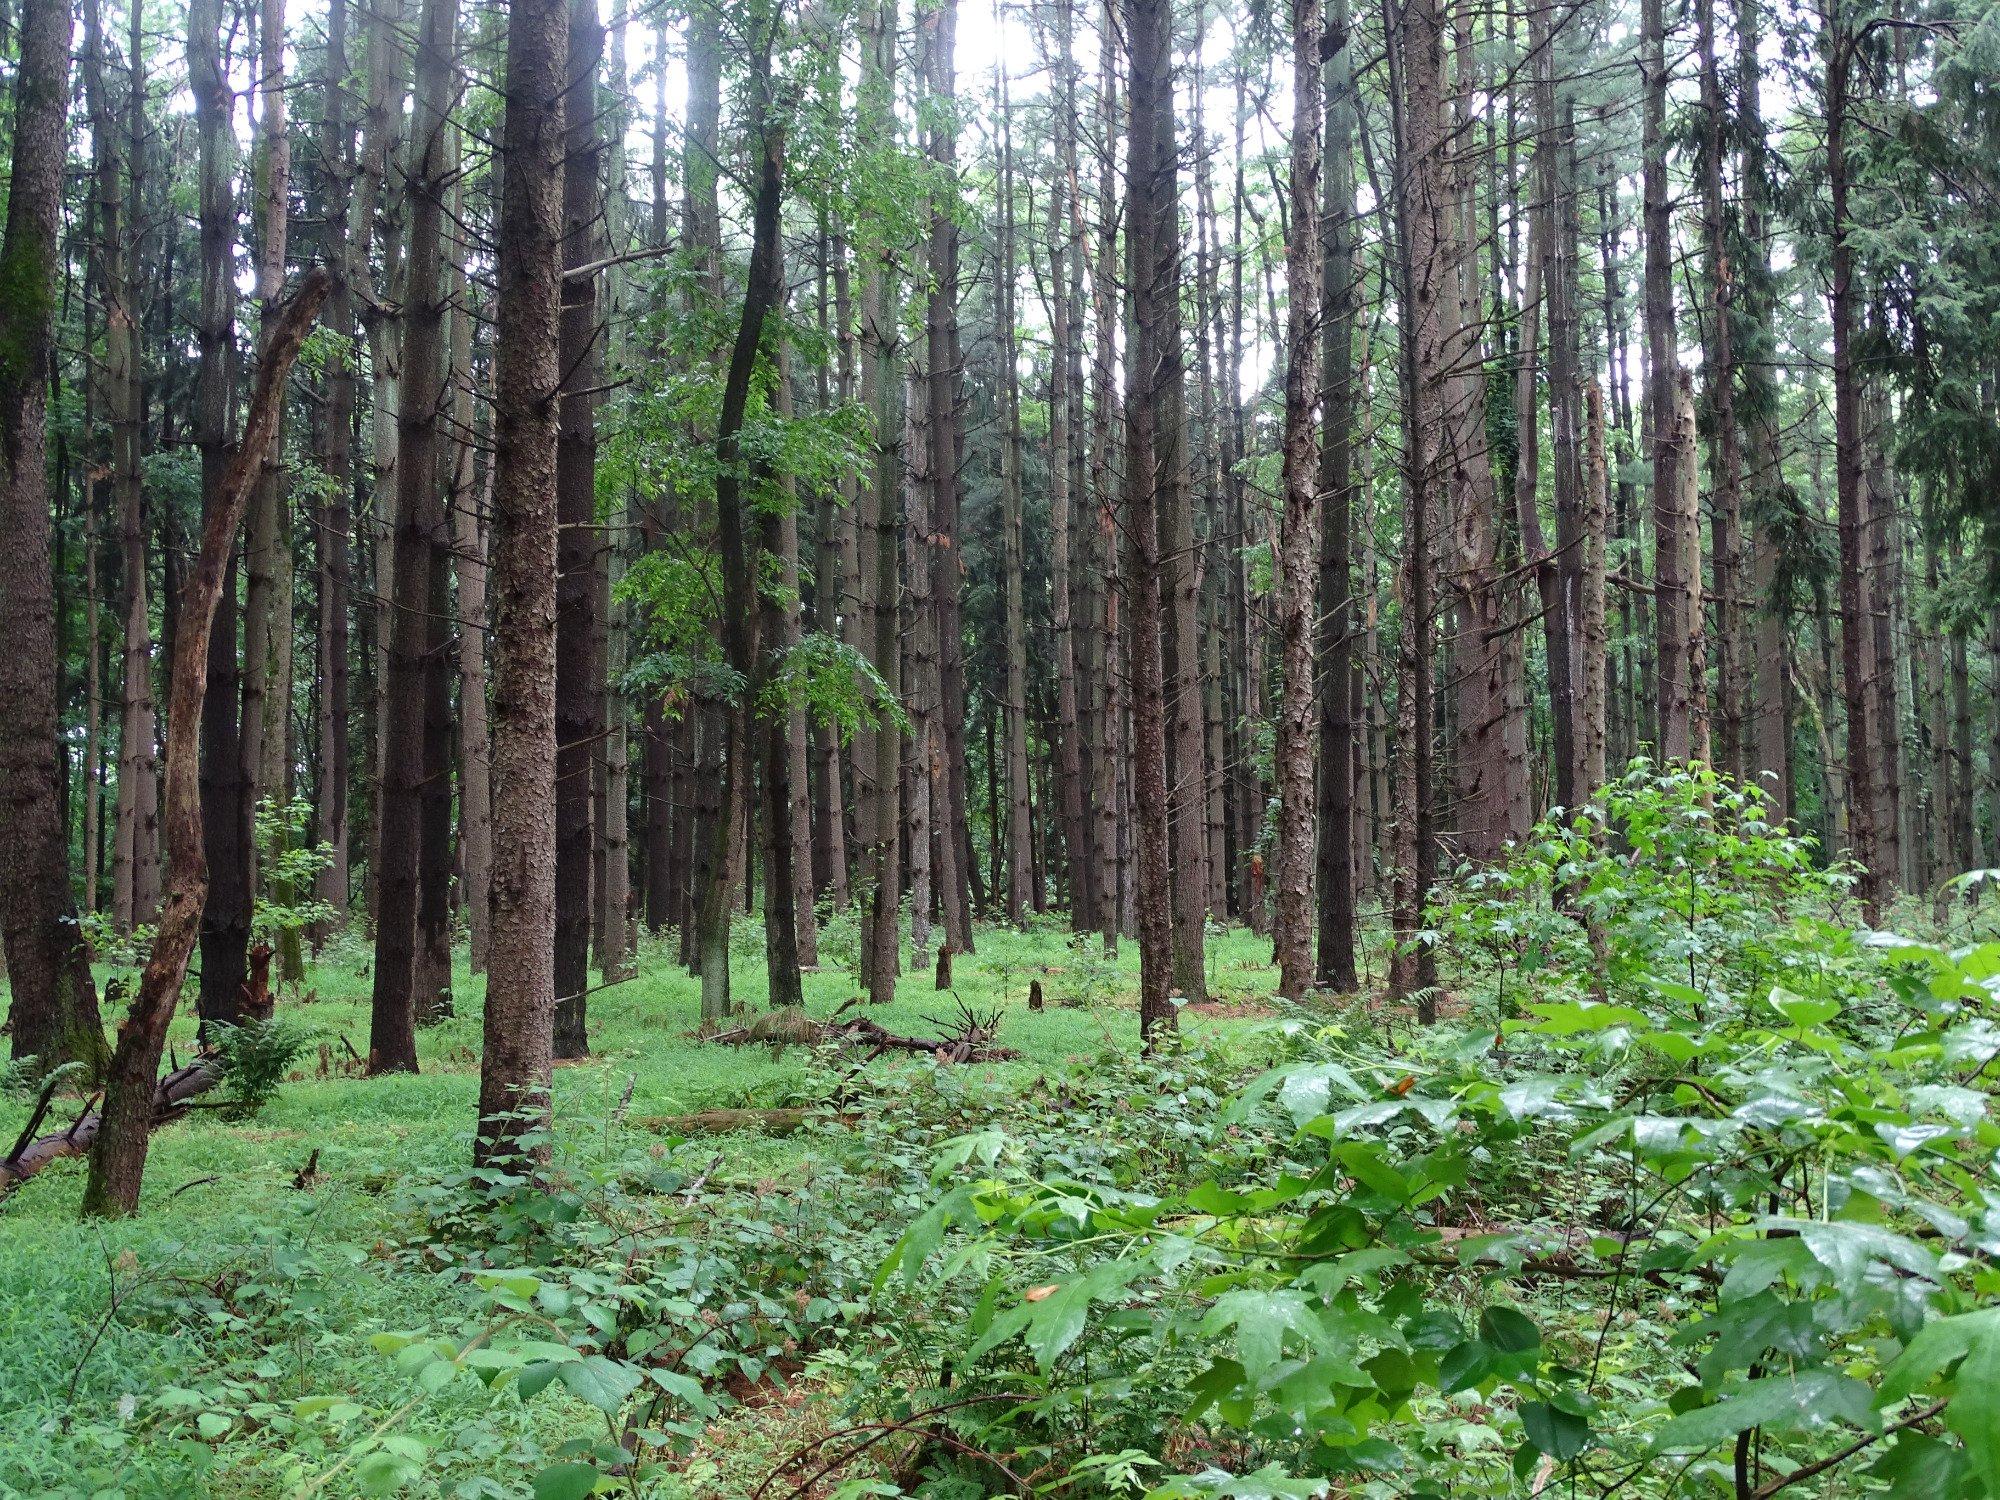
left=0, top=916, right=1298, bottom=1498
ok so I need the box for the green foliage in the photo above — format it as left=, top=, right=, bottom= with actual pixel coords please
left=207, top=1014, right=315, bottom=1117
left=863, top=768, right=2000, bottom=1495
left=250, top=798, right=337, bottom=950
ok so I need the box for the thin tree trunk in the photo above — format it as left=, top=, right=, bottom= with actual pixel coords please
left=1389, top=0, right=1445, bottom=1014
left=1091, top=1, right=1122, bottom=956
left=995, top=66, right=1035, bottom=927
left=772, top=358, right=818, bottom=969
left=926, top=0, right=975, bottom=951
left=1272, top=0, right=1322, bottom=1000
left=313, top=0, right=355, bottom=932
left=904, top=350, right=937, bottom=966
left=1643, top=0, right=1692, bottom=763
left=1826, top=16, right=1878, bottom=918
left=453, top=428, right=494, bottom=974
left=1581, top=383, right=1610, bottom=795
left=856, top=0, right=902, bottom=1006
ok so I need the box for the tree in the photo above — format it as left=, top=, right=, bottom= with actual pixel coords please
left=370, top=0, right=462, bottom=1073
left=0, top=0, right=109, bottom=1073
left=476, top=0, right=568, bottom=1167
left=555, top=0, right=605, bottom=1057
left=1272, top=0, right=1323, bottom=1000
left=1122, top=0, right=1179, bottom=1041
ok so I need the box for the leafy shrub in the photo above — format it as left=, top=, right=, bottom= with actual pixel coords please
left=208, top=1014, right=315, bottom=1116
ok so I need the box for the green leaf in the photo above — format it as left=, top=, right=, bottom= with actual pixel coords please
left=1478, top=1305, right=1540, bottom=1355
left=1520, top=1401, right=1590, bottom=1461
left=1652, top=1370, right=1877, bottom=1452
left=532, top=1462, right=606, bottom=1500
left=557, top=1355, right=642, bottom=1414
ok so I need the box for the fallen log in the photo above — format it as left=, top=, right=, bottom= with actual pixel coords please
left=635, top=1108, right=862, bottom=1137
left=707, top=997, right=1019, bottom=1065
left=0, top=1053, right=224, bottom=1193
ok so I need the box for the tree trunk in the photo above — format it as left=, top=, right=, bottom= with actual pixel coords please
left=90, top=0, right=161, bottom=936
left=1314, top=0, right=1359, bottom=993
left=314, top=0, right=355, bottom=934
left=1091, top=2, right=1123, bottom=956
left=369, top=0, right=460, bottom=1073
left=1826, top=20, right=1879, bottom=919
left=83, top=273, right=330, bottom=1217
left=1643, top=0, right=1692, bottom=763
left=554, top=0, right=603, bottom=1056
left=926, top=0, right=975, bottom=952
left=1123, top=0, right=1180, bottom=1040
left=192, top=0, right=251, bottom=1032
left=905, top=348, right=938, bottom=966
left=475, top=0, right=566, bottom=1168
left=1580, top=383, right=1610, bottom=795
left=0, top=0, right=109, bottom=1073
left=1697, top=0, right=1746, bottom=782
left=1390, top=0, right=1446, bottom=1013
left=1040, top=0, right=1090, bottom=928
left=708, top=53, right=797, bottom=1011
left=1272, top=0, right=1322, bottom=1000
left=238, top=0, right=293, bottom=957
left=1735, top=0, right=1790, bottom=816
left=772, top=359, right=818, bottom=970
left=447, top=148, right=493, bottom=975
left=996, top=66, right=1035, bottom=928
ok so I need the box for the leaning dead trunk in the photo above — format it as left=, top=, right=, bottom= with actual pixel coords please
left=82, top=272, right=331, bottom=1218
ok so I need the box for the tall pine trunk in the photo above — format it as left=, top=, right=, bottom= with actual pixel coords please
left=554, top=0, right=604, bottom=1054
left=0, top=0, right=109, bottom=1073
left=1314, top=0, right=1359, bottom=992
left=1272, top=0, right=1322, bottom=999
left=476, top=0, right=566, bottom=1167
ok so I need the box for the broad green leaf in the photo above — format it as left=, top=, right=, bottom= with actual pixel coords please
left=557, top=1355, right=642, bottom=1414
left=1652, top=1370, right=1876, bottom=1452
left=532, top=1462, right=606, bottom=1500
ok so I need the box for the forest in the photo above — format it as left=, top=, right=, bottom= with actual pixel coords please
left=1, top=0, right=1998, bottom=1486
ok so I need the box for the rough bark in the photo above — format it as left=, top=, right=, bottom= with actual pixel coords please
left=996, top=65, right=1035, bottom=928
left=448, top=156, right=493, bottom=974
left=315, top=0, right=356, bottom=931
left=192, top=0, right=250, bottom=1031
left=1314, top=0, right=1359, bottom=993
left=91, top=0, right=161, bottom=934
left=1643, top=0, right=1692, bottom=763
left=368, top=0, right=460, bottom=1072
left=1123, top=0, right=1180, bottom=1039
left=1273, top=0, right=1323, bottom=1000
left=476, top=0, right=566, bottom=1168
left=857, top=0, right=904, bottom=1007
left=0, top=0, right=109, bottom=1073
left=555, top=0, right=604, bottom=1056
left=1827, top=20, right=1878, bottom=918
left=1580, top=383, right=1610, bottom=796
left=1390, top=0, right=1446, bottom=1013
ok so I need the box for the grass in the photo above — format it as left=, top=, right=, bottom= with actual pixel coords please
left=0, top=915, right=1287, bottom=1498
